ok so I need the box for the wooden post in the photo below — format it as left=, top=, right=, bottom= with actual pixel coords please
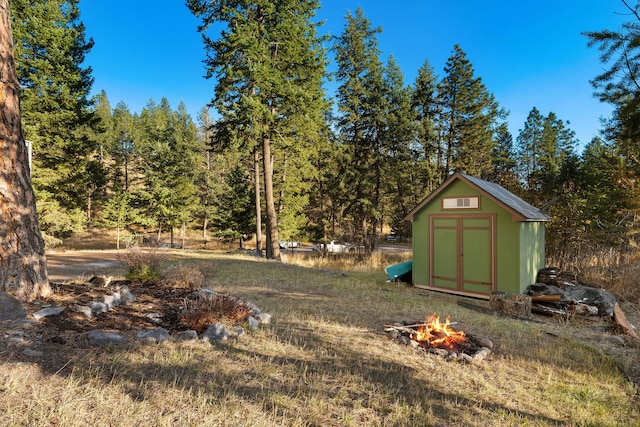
left=489, top=291, right=506, bottom=312
left=511, top=294, right=532, bottom=317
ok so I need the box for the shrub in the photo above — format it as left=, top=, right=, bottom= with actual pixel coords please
left=164, top=263, right=206, bottom=290
left=119, top=246, right=167, bottom=283
left=179, top=293, right=253, bottom=333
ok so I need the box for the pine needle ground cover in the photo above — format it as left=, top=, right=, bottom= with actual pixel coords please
left=1, top=252, right=638, bottom=426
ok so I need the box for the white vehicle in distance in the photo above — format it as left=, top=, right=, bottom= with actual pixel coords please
left=311, top=240, right=356, bottom=254
left=279, top=241, right=301, bottom=249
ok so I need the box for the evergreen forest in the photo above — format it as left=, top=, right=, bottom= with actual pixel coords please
left=9, top=0, right=640, bottom=266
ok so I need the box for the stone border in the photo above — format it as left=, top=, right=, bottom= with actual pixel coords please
left=1, top=286, right=272, bottom=354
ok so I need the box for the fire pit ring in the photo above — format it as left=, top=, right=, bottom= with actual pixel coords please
left=385, top=314, right=494, bottom=362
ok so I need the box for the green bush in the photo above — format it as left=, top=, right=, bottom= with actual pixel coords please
left=119, top=247, right=166, bottom=283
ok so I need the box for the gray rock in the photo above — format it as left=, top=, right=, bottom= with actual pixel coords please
left=256, top=313, right=271, bottom=325
left=111, top=291, right=122, bottom=305
left=247, top=316, right=260, bottom=331
left=174, top=330, right=199, bottom=342
left=247, top=302, right=261, bottom=315
left=201, top=322, right=231, bottom=344
left=146, top=313, right=162, bottom=323
left=478, top=338, right=494, bottom=349
left=8, top=318, right=36, bottom=329
left=609, top=335, right=626, bottom=345
left=119, top=286, right=136, bottom=303
left=232, top=327, right=246, bottom=338
left=9, top=332, right=28, bottom=345
left=90, top=301, right=110, bottom=315
left=135, top=328, right=170, bottom=344
left=88, top=330, right=127, bottom=346
left=461, top=353, right=474, bottom=363
left=0, top=292, right=27, bottom=321
left=194, top=286, right=216, bottom=299
left=33, top=306, right=65, bottom=320
left=22, top=348, right=43, bottom=357
left=100, top=294, right=118, bottom=308
left=71, top=304, right=93, bottom=319
left=474, top=351, right=487, bottom=361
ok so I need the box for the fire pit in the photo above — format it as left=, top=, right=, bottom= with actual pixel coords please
left=385, top=314, right=494, bottom=362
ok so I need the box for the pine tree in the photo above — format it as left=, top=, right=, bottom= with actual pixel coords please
left=333, top=7, right=386, bottom=252
left=516, top=107, right=545, bottom=195
left=103, top=99, right=136, bottom=194
left=98, top=191, right=146, bottom=250
left=0, top=0, right=50, bottom=299
left=194, top=108, right=223, bottom=244
left=305, top=112, right=339, bottom=242
left=585, top=2, right=640, bottom=257
left=438, top=45, right=502, bottom=179
left=585, top=1, right=640, bottom=151
left=214, top=164, right=256, bottom=248
left=10, top=0, right=101, bottom=235
left=578, top=138, right=628, bottom=246
left=188, top=0, right=329, bottom=260
left=412, top=59, right=441, bottom=193
left=488, top=123, right=520, bottom=193
left=379, top=56, right=417, bottom=236
left=516, top=107, right=576, bottom=205
left=135, top=99, right=201, bottom=246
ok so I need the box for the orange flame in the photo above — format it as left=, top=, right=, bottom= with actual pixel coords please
left=412, top=314, right=466, bottom=349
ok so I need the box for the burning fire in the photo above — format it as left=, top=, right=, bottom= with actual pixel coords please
left=411, top=314, right=467, bottom=349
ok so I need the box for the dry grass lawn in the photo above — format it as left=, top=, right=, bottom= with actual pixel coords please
left=1, top=249, right=639, bottom=426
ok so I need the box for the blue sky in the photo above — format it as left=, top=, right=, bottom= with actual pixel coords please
left=79, top=1, right=630, bottom=150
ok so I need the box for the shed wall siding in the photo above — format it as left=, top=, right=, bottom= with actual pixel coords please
left=519, top=222, right=546, bottom=292
left=412, top=209, right=430, bottom=287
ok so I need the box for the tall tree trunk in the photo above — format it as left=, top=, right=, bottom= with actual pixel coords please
left=0, top=0, right=50, bottom=300
left=254, top=148, right=262, bottom=255
left=202, top=212, right=208, bottom=241
left=278, top=153, right=287, bottom=216
left=203, top=150, right=210, bottom=243
left=262, top=131, right=280, bottom=260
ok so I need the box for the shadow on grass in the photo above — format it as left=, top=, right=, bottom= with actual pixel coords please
left=5, top=321, right=568, bottom=426
left=30, top=336, right=564, bottom=426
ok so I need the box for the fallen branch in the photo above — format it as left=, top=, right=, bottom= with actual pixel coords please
left=531, top=303, right=568, bottom=316
left=530, top=294, right=563, bottom=302
left=614, top=303, right=639, bottom=339
left=385, top=322, right=458, bottom=330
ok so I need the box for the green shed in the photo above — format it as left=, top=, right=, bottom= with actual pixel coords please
left=404, top=172, right=551, bottom=299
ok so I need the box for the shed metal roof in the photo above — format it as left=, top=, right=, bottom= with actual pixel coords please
left=404, top=172, right=551, bottom=222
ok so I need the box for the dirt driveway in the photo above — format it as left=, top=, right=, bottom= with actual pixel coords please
left=46, top=250, right=124, bottom=282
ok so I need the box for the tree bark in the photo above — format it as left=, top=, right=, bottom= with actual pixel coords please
left=262, top=131, right=280, bottom=260
left=0, top=0, right=50, bottom=300
left=254, top=148, right=262, bottom=255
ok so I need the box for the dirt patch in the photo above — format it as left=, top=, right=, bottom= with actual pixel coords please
left=46, top=250, right=124, bottom=282
left=40, top=281, right=194, bottom=335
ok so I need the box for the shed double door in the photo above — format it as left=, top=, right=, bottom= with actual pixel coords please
left=429, top=214, right=496, bottom=295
